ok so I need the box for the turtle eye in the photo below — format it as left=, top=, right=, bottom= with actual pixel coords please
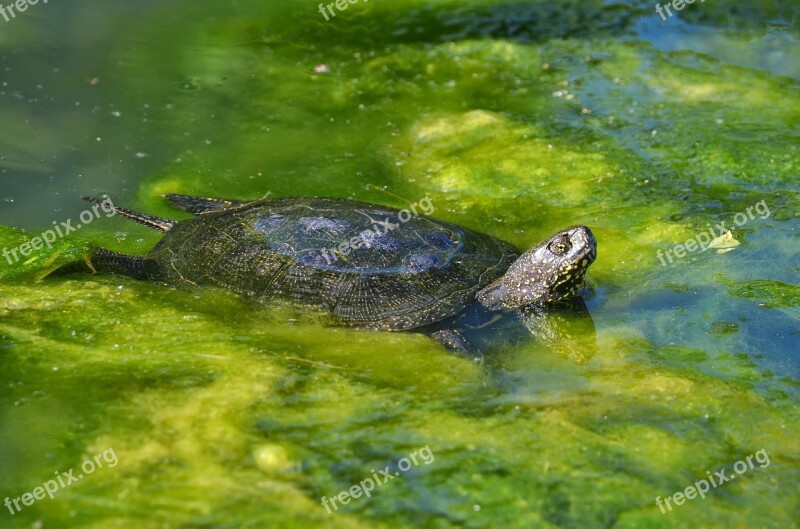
left=548, top=236, right=572, bottom=256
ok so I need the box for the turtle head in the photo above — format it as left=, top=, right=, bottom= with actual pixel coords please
left=477, top=226, right=597, bottom=310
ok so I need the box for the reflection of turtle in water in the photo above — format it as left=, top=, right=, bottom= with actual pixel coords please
left=81, top=193, right=597, bottom=354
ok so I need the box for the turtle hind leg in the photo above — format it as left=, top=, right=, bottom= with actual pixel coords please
left=164, top=193, right=246, bottom=214
left=82, top=196, right=175, bottom=232
left=88, top=248, right=149, bottom=280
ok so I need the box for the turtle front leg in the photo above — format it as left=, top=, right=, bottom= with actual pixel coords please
left=429, top=329, right=473, bottom=354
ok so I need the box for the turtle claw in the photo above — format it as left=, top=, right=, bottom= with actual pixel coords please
left=84, top=253, right=97, bottom=273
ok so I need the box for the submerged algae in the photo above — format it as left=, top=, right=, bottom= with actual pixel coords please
left=1, top=275, right=798, bottom=529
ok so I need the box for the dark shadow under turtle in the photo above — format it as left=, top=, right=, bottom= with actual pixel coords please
left=79, top=193, right=598, bottom=357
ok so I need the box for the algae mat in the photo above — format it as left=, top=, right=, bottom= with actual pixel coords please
left=0, top=1, right=798, bottom=528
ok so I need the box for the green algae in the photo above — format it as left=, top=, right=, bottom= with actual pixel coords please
left=0, top=226, right=90, bottom=281
left=718, top=276, right=800, bottom=309
left=1, top=0, right=799, bottom=528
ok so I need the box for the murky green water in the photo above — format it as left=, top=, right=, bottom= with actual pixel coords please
left=1, top=1, right=798, bottom=528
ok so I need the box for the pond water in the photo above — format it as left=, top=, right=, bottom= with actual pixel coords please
left=1, top=1, right=798, bottom=528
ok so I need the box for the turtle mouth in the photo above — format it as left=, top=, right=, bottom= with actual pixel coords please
left=581, top=240, right=597, bottom=267
left=565, top=225, right=597, bottom=268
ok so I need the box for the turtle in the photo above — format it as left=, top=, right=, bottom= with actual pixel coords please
left=79, top=193, right=597, bottom=353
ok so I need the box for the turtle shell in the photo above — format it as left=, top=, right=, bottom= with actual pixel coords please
left=144, top=197, right=519, bottom=330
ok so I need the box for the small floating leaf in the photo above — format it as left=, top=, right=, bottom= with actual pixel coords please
left=704, top=230, right=740, bottom=253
